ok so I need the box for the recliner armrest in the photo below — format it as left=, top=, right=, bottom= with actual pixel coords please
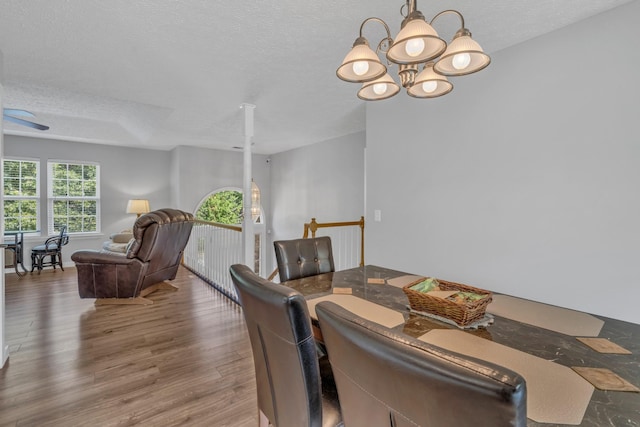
left=71, top=250, right=137, bottom=265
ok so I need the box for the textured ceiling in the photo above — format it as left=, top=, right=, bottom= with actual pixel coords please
left=0, top=0, right=634, bottom=154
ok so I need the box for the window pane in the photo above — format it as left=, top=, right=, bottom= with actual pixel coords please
left=21, top=162, right=37, bottom=176
left=69, top=200, right=83, bottom=215
left=48, top=161, right=100, bottom=234
left=84, top=200, right=97, bottom=215
left=69, top=180, right=83, bottom=197
left=5, top=218, right=19, bottom=231
left=53, top=164, right=68, bottom=179
left=22, top=218, right=38, bottom=231
left=4, top=160, right=20, bottom=178
left=53, top=179, right=67, bottom=196
left=4, top=200, right=19, bottom=215
left=53, top=217, right=68, bottom=232
left=195, top=190, right=243, bottom=224
left=84, top=180, right=97, bottom=197
left=22, top=178, right=37, bottom=196
left=85, top=216, right=97, bottom=230
left=69, top=164, right=83, bottom=179
left=22, top=200, right=37, bottom=215
left=4, top=178, right=20, bottom=195
left=3, top=160, right=39, bottom=232
left=68, top=216, right=83, bottom=233
left=53, top=200, right=68, bottom=216
left=83, top=165, right=96, bottom=180
left=4, top=199, right=38, bottom=232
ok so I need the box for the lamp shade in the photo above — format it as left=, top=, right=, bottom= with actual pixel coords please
left=408, top=62, right=453, bottom=98
left=386, top=16, right=446, bottom=64
left=337, top=38, right=387, bottom=83
left=433, top=32, right=491, bottom=76
left=126, top=199, right=150, bottom=217
left=358, top=73, right=401, bottom=101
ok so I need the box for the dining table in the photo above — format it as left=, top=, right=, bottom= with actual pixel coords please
left=2, top=231, right=29, bottom=277
left=281, top=265, right=640, bottom=427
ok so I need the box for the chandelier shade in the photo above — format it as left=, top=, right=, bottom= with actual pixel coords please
left=407, top=63, right=453, bottom=98
left=386, top=15, right=446, bottom=64
left=336, top=1, right=490, bottom=101
left=336, top=38, right=387, bottom=83
left=358, top=73, right=401, bottom=101
left=251, top=179, right=261, bottom=222
left=433, top=31, right=491, bottom=76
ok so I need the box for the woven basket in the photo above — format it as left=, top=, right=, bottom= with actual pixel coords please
left=402, top=278, right=492, bottom=327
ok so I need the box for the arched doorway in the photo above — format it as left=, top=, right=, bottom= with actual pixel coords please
left=195, top=188, right=265, bottom=276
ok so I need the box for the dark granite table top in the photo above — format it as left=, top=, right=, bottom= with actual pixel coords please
left=282, top=265, right=640, bottom=427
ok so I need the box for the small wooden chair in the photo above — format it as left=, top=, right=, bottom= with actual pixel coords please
left=31, top=226, right=69, bottom=274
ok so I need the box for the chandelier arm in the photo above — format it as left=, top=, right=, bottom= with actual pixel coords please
left=358, top=17, right=392, bottom=40
left=429, top=9, right=465, bottom=29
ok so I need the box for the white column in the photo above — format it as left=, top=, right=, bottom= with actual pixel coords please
left=241, top=103, right=256, bottom=269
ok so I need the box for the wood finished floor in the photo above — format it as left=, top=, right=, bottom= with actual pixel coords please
left=0, top=267, right=258, bottom=427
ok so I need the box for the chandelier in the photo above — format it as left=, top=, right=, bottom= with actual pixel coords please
left=336, top=0, right=490, bottom=100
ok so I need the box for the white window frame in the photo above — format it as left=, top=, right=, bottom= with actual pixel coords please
left=47, top=160, right=101, bottom=235
left=2, top=157, right=40, bottom=232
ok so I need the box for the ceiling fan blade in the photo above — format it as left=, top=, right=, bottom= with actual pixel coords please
left=3, top=114, right=50, bottom=131
left=3, top=108, right=36, bottom=118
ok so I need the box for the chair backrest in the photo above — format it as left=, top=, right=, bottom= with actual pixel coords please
left=316, top=301, right=528, bottom=427
left=229, top=264, right=324, bottom=427
left=273, top=236, right=335, bottom=282
left=127, top=208, right=193, bottom=262
left=58, top=225, right=69, bottom=246
left=45, top=225, right=69, bottom=250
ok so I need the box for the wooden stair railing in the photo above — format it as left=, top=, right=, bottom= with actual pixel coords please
left=267, top=216, right=365, bottom=281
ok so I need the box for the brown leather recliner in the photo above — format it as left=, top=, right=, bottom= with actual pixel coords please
left=72, top=208, right=194, bottom=303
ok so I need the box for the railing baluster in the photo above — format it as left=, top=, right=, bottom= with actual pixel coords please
left=184, top=216, right=365, bottom=302
left=183, top=221, right=242, bottom=303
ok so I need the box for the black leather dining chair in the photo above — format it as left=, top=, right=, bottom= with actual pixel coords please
left=316, top=301, right=528, bottom=427
left=30, top=226, right=69, bottom=274
left=229, top=264, right=342, bottom=427
left=273, top=236, right=335, bottom=282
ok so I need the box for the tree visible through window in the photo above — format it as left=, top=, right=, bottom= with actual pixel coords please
left=48, top=161, right=100, bottom=234
left=196, top=190, right=243, bottom=224
left=2, top=159, right=39, bottom=232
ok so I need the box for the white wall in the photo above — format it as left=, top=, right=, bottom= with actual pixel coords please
left=270, top=132, right=365, bottom=270
left=4, top=136, right=172, bottom=266
left=170, top=145, right=271, bottom=269
left=3, top=137, right=273, bottom=269
left=365, top=1, right=640, bottom=324
left=170, top=145, right=270, bottom=215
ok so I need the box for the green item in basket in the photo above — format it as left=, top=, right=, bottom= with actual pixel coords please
left=448, top=291, right=486, bottom=303
left=410, top=277, right=440, bottom=293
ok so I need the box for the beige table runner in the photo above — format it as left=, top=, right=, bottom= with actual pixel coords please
left=572, top=367, right=640, bottom=392
left=419, top=330, right=594, bottom=425
left=576, top=337, right=632, bottom=354
left=487, top=294, right=604, bottom=336
left=386, top=275, right=425, bottom=288
left=307, top=294, right=405, bottom=328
